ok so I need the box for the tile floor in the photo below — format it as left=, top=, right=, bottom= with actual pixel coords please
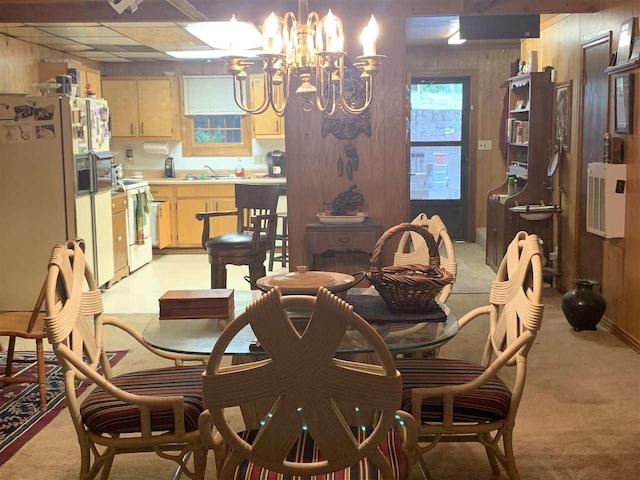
left=102, top=254, right=288, bottom=313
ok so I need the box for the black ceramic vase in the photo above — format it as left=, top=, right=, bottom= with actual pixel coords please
left=561, top=279, right=606, bottom=331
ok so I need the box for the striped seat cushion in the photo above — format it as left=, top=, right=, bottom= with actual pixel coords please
left=80, top=365, right=205, bottom=435
left=395, top=358, right=511, bottom=423
left=227, top=427, right=408, bottom=480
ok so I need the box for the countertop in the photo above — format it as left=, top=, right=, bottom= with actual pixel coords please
left=147, top=176, right=286, bottom=185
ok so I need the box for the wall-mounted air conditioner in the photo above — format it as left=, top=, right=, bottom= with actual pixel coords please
left=586, top=163, right=626, bottom=238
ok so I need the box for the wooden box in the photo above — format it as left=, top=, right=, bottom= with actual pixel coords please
left=159, top=289, right=234, bottom=320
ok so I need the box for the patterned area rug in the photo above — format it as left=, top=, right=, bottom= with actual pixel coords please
left=0, top=350, right=126, bottom=466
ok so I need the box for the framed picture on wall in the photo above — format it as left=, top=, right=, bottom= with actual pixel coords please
left=615, top=18, right=635, bottom=65
left=554, top=80, right=572, bottom=152
left=614, top=73, right=634, bottom=134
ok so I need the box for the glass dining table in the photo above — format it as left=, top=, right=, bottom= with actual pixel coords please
left=142, top=288, right=458, bottom=357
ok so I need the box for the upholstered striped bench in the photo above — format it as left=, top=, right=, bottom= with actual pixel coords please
left=80, top=365, right=205, bottom=434
left=395, top=358, right=512, bottom=423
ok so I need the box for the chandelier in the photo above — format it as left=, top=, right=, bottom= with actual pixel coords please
left=222, top=0, right=385, bottom=117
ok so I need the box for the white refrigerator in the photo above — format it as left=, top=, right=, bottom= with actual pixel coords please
left=0, top=95, right=114, bottom=310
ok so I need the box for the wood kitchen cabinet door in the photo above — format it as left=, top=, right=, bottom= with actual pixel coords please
left=157, top=201, right=172, bottom=249
left=176, top=198, right=208, bottom=247
left=214, top=197, right=236, bottom=234
left=102, top=80, right=139, bottom=137
left=138, top=79, right=174, bottom=137
left=250, top=75, right=284, bottom=138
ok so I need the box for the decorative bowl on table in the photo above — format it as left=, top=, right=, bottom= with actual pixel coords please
left=316, top=212, right=368, bottom=224
left=254, top=266, right=358, bottom=298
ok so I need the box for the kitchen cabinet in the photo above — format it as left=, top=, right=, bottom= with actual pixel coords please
left=109, top=192, right=129, bottom=287
left=486, top=71, right=553, bottom=271
left=38, top=61, right=102, bottom=97
left=101, top=77, right=180, bottom=140
left=250, top=75, right=284, bottom=138
left=175, top=184, right=236, bottom=248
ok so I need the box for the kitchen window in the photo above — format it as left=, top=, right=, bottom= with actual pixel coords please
left=181, top=75, right=252, bottom=157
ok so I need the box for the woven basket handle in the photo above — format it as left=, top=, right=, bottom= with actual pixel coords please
left=370, top=223, right=440, bottom=275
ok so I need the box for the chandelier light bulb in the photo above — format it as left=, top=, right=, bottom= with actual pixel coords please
left=324, top=10, right=340, bottom=52
left=264, top=12, right=283, bottom=54
left=360, top=15, right=378, bottom=56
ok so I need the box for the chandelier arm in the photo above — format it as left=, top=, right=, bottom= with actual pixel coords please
left=231, top=76, right=270, bottom=115
left=339, top=79, right=373, bottom=115
left=267, top=72, right=287, bottom=117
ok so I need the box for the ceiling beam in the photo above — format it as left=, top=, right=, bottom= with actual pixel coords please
left=464, top=0, right=501, bottom=14
left=166, top=0, right=208, bottom=21
left=0, top=0, right=601, bottom=23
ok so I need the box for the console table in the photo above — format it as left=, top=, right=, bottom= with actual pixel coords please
left=304, top=222, right=383, bottom=274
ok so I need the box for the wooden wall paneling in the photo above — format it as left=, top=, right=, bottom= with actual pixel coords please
left=407, top=45, right=519, bottom=232
left=0, top=34, right=98, bottom=95
left=528, top=1, right=639, bottom=346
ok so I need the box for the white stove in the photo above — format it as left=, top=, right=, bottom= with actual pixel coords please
left=119, top=179, right=152, bottom=272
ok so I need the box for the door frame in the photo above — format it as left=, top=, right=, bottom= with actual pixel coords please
left=574, top=31, right=612, bottom=282
left=408, top=69, right=479, bottom=242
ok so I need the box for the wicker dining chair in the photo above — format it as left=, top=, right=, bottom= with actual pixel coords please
left=395, top=231, right=544, bottom=480
left=198, top=287, right=420, bottom=480
left=394, top=213, right=457, bottom=303
left=43, top=240, right=208, bottom=480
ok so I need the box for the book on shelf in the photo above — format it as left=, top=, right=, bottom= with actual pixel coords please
left=510, top=120, right=529, bottom=144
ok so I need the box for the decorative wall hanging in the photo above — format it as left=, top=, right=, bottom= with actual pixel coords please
left=554, top=80, right=572, bottom=152
left=321, top=60, right=372, bottom=140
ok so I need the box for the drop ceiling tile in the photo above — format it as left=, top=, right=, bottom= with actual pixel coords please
left=73, top=51, right=121, bottom=59
left=1, top=26, right=56, bottom=38
left=115, top=52, right=173, bottom=59
left=109, top=26, right=207, bottom=49
left=50, top=44, right=95, bottom=52
left=66, top=36, right=141, bottom=46
left=91, top=57, right=133, bottom=63
left=25, top=23, right=101, bottom=27
left=101, top=22, right=180, bottom=28
left=33, top=37, right=87, bottom=45
left=39, top=26, right=122, bottom=37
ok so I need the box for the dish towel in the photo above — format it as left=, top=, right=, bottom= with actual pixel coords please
left=135, top=188, right=154, bottom=245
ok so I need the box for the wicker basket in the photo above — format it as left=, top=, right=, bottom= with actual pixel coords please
left=367, top=223, right=454, bottom=313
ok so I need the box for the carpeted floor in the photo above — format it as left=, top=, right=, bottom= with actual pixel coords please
left=0, top=350, right=126, bottom=467
left=1, top=291, right=639, bottom=479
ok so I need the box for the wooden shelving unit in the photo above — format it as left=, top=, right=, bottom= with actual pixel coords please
left=486, top=71, right=554, bottom=271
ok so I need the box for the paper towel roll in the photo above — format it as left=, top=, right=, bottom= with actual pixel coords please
left=143, top=142, right=169, bottom=155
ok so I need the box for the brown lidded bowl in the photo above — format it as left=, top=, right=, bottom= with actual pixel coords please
left=255, top=266, right=356, bottom=298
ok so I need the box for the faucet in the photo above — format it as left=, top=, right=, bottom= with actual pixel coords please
left=204, top=165, right=219, bottom=177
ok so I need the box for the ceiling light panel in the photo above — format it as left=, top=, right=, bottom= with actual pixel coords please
left=186, top=21, right=262, bottom=50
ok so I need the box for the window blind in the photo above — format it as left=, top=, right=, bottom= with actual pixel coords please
left=183, top=75, right=246, bottom=115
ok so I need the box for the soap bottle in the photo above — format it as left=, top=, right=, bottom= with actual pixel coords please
left=507, top=175, right=516, bottom=196
left=235, top=158, right=245, bottom=178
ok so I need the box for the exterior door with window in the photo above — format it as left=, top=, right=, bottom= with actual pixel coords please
left=409, top=77, right=470, bottom=240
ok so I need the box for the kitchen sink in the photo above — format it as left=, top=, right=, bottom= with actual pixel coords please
left=183, top=174, right=238, bottom=180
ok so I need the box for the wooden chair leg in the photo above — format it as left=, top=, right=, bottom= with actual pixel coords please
left=35, top=338, right=47, bottom=411
left=248, top=262, right=266, bottom=290
left=4, top=336, right=16, bottom=378
left=210, top=263, right=227, bottom=289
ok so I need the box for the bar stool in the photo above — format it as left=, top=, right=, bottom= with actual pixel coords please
left=268, top=212, right=288, bottom=271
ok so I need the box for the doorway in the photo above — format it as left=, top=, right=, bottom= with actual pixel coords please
left=577, top=34, right=610, bottom=283
left=409, top=77, right=470, bottom=240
